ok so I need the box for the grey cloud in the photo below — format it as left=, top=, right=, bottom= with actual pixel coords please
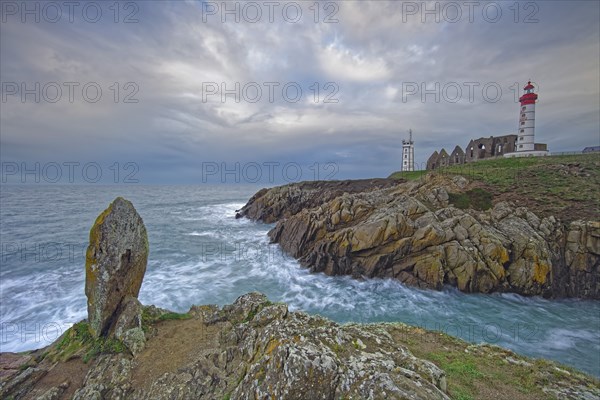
left=1, top=1, right=598, bottom=183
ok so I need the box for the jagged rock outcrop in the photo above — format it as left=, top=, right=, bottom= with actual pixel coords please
left=2, top=294, right=450, bottom=400
left=85, top=197, right=149, bottom=343
left=3, top=293, right=598, bottom=400
left=242, top=176, right=599, bottom=299
left=236, top=179, right=402, bottom=223
left=1, top=194, right=598, bottom=399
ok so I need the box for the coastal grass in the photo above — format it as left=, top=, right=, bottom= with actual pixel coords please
left=157, top=312, right=192, bottom=322
left=49, top=321, right=126, bottom=363
left=389, top=323, right=598, bottom=400
left=140, top=308, right=192, bottom=336
left=448, top=188, right=493, bottom=211
left=388, top=170, right=428, bottom=181
left=426, top=351, right=485, bottom=399
left=389, top=153, right=600, bottom=222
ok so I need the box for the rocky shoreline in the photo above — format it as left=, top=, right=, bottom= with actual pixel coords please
left=3, top=292, right=599, bottom=400
left=1, top=195, right=599, bottom=399
left=237, top=176, right=600, bottom=299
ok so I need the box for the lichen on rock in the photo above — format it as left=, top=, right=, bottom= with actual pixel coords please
left=85, top=197, right=149, bottom=339
left=241, top=177, right=599, bottom=299
left=3, top=291, right=598, bottom=399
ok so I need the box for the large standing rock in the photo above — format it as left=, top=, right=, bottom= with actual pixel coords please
left=85, top=197, right=149, bottom=338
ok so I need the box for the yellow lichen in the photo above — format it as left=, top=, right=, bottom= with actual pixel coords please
left=498, top=248, right=510, bottom=265
left=532, top=257, right=550, bottom=285
left=265, top=339, right=281, bottom=355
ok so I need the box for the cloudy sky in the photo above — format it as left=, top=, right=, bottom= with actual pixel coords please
left=1, top=0, right=599, bottom=184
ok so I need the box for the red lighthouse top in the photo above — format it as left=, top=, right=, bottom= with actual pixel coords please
left=520, top=81, right=538, bottom=106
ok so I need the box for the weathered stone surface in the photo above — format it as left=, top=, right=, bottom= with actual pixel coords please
left=244, top=176, right=599, bottom=298
left=111, top=296, right=143, bottom=340
left=122, top=328, right=146, bottom=356
left=85, top=197, right=149, bottom=337
left=35, top=381, right=69, bottom=400
left=80, top=293, right=450, bottom=400
left=561, top=221, right=600, bottom=298
left=0, top=366, right=46, bottom=399
left=235, top=179, right=403, bottom=223
left=0, top=353, right=33, bottom=385
left=4, top=292, right=598, bottom=400
left=72, top=354, right=133, bottom=400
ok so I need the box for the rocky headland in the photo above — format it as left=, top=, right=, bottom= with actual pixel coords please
left=3, top=291, right=600, bottom=400
left=1, top=196, right=599, bottom=400
left=237, top=174, right=599, bottom=299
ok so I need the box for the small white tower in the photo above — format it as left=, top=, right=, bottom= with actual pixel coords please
left=402, top=129, right=415, bottom=172
left=517, top=81, right=538, bottom=152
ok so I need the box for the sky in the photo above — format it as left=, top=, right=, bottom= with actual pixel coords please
left=1, top=0, right=599, bottom=184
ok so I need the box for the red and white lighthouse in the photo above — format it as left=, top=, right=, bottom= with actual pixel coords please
left=517, top=81, right=538, bottom=152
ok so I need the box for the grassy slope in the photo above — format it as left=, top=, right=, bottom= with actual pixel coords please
left=389, top=153, right=600, bottom=223
left=388, top=323, right=599, bottom=400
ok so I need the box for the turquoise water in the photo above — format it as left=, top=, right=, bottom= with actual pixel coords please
left=1, top=185, right=599, bottom=376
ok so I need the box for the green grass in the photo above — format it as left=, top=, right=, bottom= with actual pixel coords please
left=51, top=321, right=126, bottom=363
left=448, top=188, right=493, bottom=211
left=391, top=323, right=593, bottom=400
left=141, top=308, right=191, bottom=334
left=18, top=363, right=31, bottom=371
left=444, top=359, right=484, bottom=378
left=329, top=342, right=345, bottom=356
left=389, top=153, right=600, bottom=222
left=452, top=389, right=475, bottom=400
left=82, top=337, right=126, bottom=363
left=426, top=351, right=484, bottom=399
left=157, top=312, right=192, bottom=322
left=391, top=154, right=598, bottom=188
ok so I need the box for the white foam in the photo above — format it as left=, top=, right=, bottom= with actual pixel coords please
left=0, top=262, right=86, bottom=352
left=2, top=194, right=599, bottom=377
left=186, top=231, right=218, bottom=237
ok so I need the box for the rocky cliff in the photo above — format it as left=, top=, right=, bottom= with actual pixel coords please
left=1, top=197, right=599, bottom=400
left=3, top=291, right=599, bottom=400
left=238, top=176, right=600, bottom=299
left=236, top=178, right=401, bottom=223
left=1, top=293, right=454, bottom=400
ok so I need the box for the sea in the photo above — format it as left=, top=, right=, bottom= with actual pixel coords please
left=1, top=185, right=599, bottom=377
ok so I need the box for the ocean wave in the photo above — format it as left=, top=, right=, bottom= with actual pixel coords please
left=1, top=189, right=599, bottom=377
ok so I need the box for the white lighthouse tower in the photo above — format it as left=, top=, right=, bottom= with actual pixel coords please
left=505, top=81, right=548, bottom=158
left=402, top=129, right=415, bottom=171
left=517, top=81, right=538, bottom=152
